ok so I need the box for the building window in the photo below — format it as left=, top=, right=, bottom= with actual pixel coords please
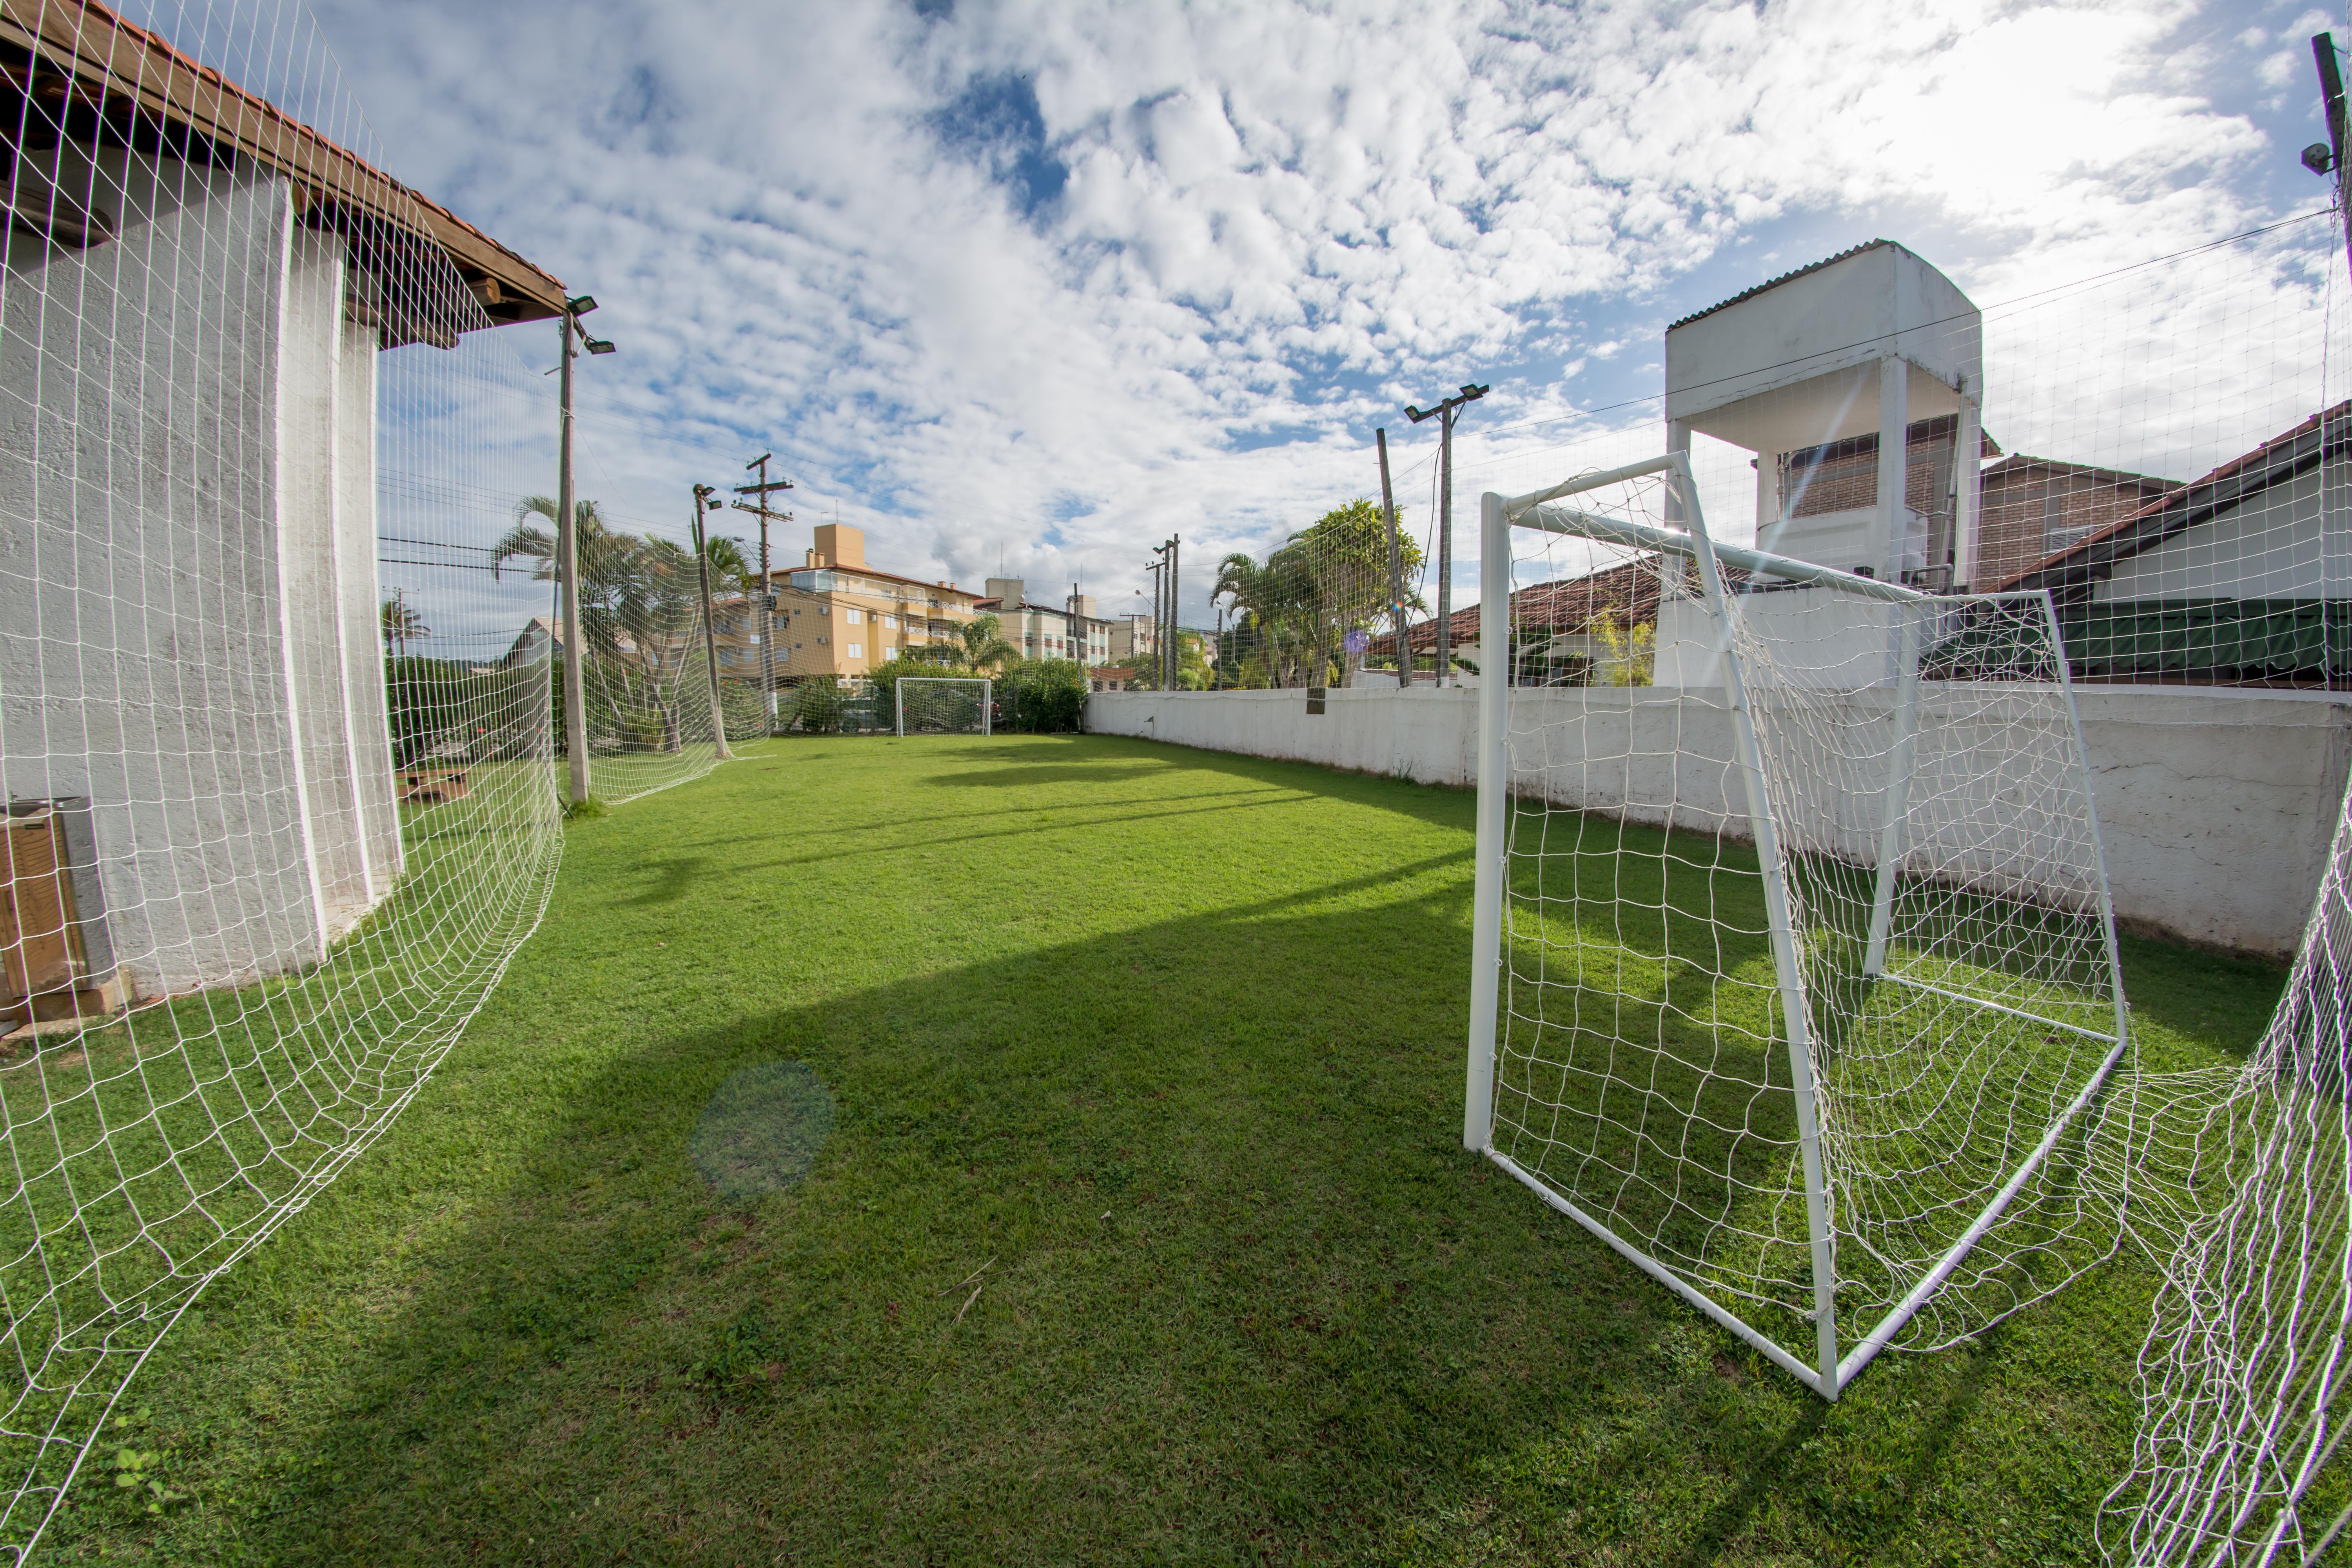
left=845, top=608, right=864, bottom=625
left=882, top=614, right=897, bottom=629
left=846, top=642, right=863, bottom=659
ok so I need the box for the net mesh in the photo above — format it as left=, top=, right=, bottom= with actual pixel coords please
left=0, top=0, right=571, bottom=1553
left=896, top=677, right=990, bottom=736
left=1490, top=467, right=2129, bottom=1377
left=2098, top=769, right=2352, bottom=1564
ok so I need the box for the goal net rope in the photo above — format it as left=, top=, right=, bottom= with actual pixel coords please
left=1478, top=459, right=2131, bottom=1395
left=897, top=677, right=991, bottom=736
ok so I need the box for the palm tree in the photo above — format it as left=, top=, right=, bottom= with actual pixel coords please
left=701, top=533, right=752, bottom=595
left=956, top=612, right=1022, bottom=673
left=380, top=595, right=429, bottom=658
left=495, top=497, right=698, bottom=748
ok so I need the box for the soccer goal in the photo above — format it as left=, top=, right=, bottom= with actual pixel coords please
left=1465, top=453, right=2130, bottom=1400
left=897, top=677, right=993, bottom=737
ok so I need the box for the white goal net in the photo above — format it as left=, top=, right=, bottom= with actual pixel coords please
left=897, top=677, right=992, bottom=737
left=1467, top=455, right=2131, bottom=1397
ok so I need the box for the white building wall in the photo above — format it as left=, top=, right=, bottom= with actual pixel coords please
left=2094, top=462, right=2337, bottom=601
left=1085, top=685, right=2352, bottom=959
left=0, top=145, right=396, bottom=1000
left=337, top=319, right=401, bottom=893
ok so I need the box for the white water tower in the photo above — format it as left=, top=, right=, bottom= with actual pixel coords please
left=1664, top=240, right=1984, bottom=589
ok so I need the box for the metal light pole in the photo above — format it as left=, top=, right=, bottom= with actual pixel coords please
left=1377, top=426, right=1405, bottom=684
left=1406, top=383, right=1488, bottom=686
left=2312, top=34, right=2352, bottom=283
left=691, top=484, right=735, bottom=762
left=556, top=306, right=588, bottom=804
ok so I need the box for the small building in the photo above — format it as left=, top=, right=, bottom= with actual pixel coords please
left=0, top=2, right=562, bottom=1003
left=1106, top=613, right=1158, bottom=664
left=1666, top=239, right=1984, bottom=589
left=1991, top=404, right=2352, bottom=684
left=975, top=579, right=1113, bottom=664
left=1089, top=666, right=1136, bottom=692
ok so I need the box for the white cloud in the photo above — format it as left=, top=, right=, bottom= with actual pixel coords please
left=282, top=0, right=2325, bottom=619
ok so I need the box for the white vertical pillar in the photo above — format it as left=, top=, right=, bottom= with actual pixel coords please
left=1755, top=448, right=1784, bottom=552
left=1863, top=611, right=1923, bottom=977
left=1464, top=490, right=1511, bottom=1152
left=1877, top=355, right=1909, bottom=583
left=1663, top=420, right=1693, bottom=529
left=1952, top=396, right=1982, bottom=591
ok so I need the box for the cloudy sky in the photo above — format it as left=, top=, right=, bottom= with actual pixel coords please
left=297, top=0, right=2345, bottom=623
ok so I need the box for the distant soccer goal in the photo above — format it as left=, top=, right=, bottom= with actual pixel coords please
left=897, top=678, right=993, bottom=737
left=1464, top=453, right=2129, bottom=1401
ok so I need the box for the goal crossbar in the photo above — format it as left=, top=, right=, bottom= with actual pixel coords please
left=1468, top=451, right=2131, bottom=1402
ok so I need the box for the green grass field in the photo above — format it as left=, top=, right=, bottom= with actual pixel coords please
left=43, top=735, right=2285, bottom=1565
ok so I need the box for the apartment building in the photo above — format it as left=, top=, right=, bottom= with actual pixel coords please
left=976, top=579, right=1115, bottom=664
left=1106, top=613, right=1157, bottom=664
left=710, top=524, right=983, bottom=686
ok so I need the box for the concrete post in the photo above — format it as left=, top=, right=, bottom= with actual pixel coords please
left=556, top=310, right=589, bottom=803
left=1877, top=354, right=1909, bottom=583
left=1953, top=395, right=1983, bottom=591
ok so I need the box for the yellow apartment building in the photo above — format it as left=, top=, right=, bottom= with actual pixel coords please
left=709, top=523, right=984, bottom=689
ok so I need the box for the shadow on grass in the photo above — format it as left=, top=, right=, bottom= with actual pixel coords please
left=55, top=736, right=2266, bottom=1565
left=125, top=869, right=2084, bottom=1566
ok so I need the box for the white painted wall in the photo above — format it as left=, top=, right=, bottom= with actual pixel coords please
left=0, top=145, right=396, bottom=1000
left=2094, top=459, right=2338, bottom=601
left=1086, top=684, right=2352, bottom=958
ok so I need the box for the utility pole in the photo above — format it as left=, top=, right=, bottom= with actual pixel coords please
left=731, top=454, right=793, bottom=730
left=1165, top=534, right=1181, bottom=690
left=1406, top=383, right=1488, bottom=687
left=556, top=307, right=589, bottom=803
left=2311, top=34, right=2352, bottom=282
left=690, top=484, right=736, bottom=762
left=1148, top=557, right=1167, bottom=691
left=1377, top=427, right=1405, bottom=685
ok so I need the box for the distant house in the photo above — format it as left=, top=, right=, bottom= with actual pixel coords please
left=1991, top=404, right=2352, bottom=683
left=725, top=524, right=983, bottom=689
left=1973, top=455, right=2176, bottom=591
left=976, top=579, right=1114, bottom=665
left=1367, top=555, right=1715, bottom=685
left=504, top=617, right=561, bottom=668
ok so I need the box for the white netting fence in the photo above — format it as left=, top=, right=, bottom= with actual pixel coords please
left=0, top=0, right=590, bottom=1554
left=2097, top=773, right=2352, bottom=1561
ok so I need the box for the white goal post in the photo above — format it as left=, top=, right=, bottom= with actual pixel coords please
left=896, top=677, right=993, bottom=737
left=1464, top=452, right=2130, bottom=1401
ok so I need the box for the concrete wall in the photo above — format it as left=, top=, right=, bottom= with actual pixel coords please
left=0, top=140, right=394, bottom=1000
left=1086, top=684, right=2352, bottom=959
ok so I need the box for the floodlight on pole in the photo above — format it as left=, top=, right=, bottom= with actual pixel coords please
left=583, top=337, right=616, bottom=355
left=1403, top=380, right=1490, bottom=686
left=566, top=294, right=598, bottom=315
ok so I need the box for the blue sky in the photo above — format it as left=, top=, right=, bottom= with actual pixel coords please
left=297, top=0, right=2344, bottom=625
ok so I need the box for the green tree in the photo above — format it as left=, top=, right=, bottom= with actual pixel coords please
left=1214, top=499, right=1423, bottom=688
left=953, top=613, right=1022, bottom=673
left=999, top=658, right=1088, bottom=732
left=494, top=497, right=700, bottom=751
left=380, top=596, right=428, bottom=657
